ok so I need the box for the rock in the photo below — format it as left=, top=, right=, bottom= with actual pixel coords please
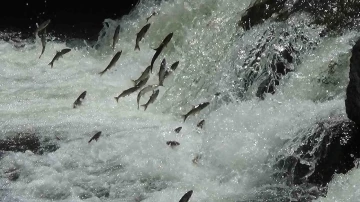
left=273, top=118, right=360, bottom=188
left=239, top=0, right=360, bottom=33
left=0, top=132, right=59, bottom=155
left=0, top=132, right=40, bottom=153
left=345, top=38, right=360, bottom=126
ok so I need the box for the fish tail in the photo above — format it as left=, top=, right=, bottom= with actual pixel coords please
left=182, top=114, right=188, bottom=122
left=98, top=70, right=106, bottom=76
left=141, top=104, right=148, bottom=111
left=48, top=62, right=53, bottom=68
left=114, top=96, right=120, bottom=103
left=135, top=43, right=140, bottom=51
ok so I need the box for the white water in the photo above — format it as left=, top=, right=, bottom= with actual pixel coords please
left=1, top=0, right=359, bottom=201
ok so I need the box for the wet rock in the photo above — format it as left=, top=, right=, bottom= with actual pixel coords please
left=273, top=118, right=360, bottom=188
left=345, top=38, right=360, bottom=126
left=239, top=0, right=360, bottom=33
left=0, top=132, right=40, bottom=153
left=0, top=132, right=59, bottom=155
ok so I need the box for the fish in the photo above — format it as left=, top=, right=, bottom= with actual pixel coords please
left=39, top=30, right=47, bottom=59
left=158, top=58, right=166, bottom=86
left=35, top=19, right=51, bottom=36
left=112, top=25, right=120, bottom=50
left=99, top=51, right=122, bottom=76
left=174, top=127, right=182, bottom=133
left=197, top=119, right=205, bottom=129
left=48, top=48, right=71, bottom=68
left=146, top=11, right=157, bottom=22
left=135, top=23, right=151, bottom=51
left=88, top=131, right=101, bottom=143
left=150, top=33, right=173, bottom=73
left=114, top=85, right=142, bottom=103
left=73, top=91, right=87, bottom=108
left=179, top=190, right=193, bottom=202
left=163, top=61, right=179, bottom=79
left=136, top=84, right=159, bottom=109
left=166, top=141, right=180, bottom=147
left=141, top=89, right=159, bottom=111
left=182, top=102, right=210, bottom=122
left=135, top=75, right=150, bottom=89
left=132, top=65, right=151, bottom=86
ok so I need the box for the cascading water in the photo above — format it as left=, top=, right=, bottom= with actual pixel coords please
left=1, top=0, right=360, bottom=201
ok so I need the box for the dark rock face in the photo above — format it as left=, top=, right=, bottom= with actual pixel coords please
left=345, top=38, right=360, bottom=126
left=273, top=118, right=360, bottom=187
left=239, top=0, right=360, bottom=33
left=0, top=132, right=40, bottom=153
left=0, top=132, right=59, bottom=155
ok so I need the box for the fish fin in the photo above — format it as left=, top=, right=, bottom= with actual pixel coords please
left=48, top=62, right=53, bottom=68
left=131, top=79, right=137, bottom=85
left=135, top=43, right=140, bottom=51
left=114, top=96, right=120, bottom=103
left=153, top=47, right=159, bottom=51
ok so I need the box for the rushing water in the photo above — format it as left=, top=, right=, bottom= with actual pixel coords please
left=1, top=0, right=360, bottom=201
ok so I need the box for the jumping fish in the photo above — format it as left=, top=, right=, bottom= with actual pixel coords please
left=99, top=51, right=122, bottom=76
left=132, top=65, right=151, bottom=86
left=136, top=84, right=159, bottom=109
left=164, top=61, right=179, bottom=79
left=35, top=19, right=51, bottom=36
left=166, top=141, right=180, bottom=148
left=73, top=91, right=87, bottom=108
left=39, top=30, right=47, bottom=59
left=179, top=190, right=193, bottom=202
left=158, top=58, right=166, bottom=86
left=112, top=25, right=120, bottom=50
left=115, top=85, right=141, bottom=103
left=135, top=23, right=151, bottom=51
left=197, top=119, right=205, bottom=129
left=88, top=131, right=101, bottom=143
left=48, top=48, right=71, bottom=68
left=182, top=102, right=210, bottom=122
left=174, top=127, right=182, bottom=133
left=150, top=33, right=173, bottom=73
left=141, top=89, right=159, bottom=111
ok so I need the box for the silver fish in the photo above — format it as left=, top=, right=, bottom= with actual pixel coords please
left=197, top=119, right=205, bottom=129
left=150, top=33, right=173, bottom=73
left=88, top=131, right=101, bottom=143
left=48, top=48, right=71, bottom=68
left=114, top=85, right=141, bottom=103
left=137, top=84, right=159, bottom=109
left=135, top=23, right=151, bottom=51
left=39, top=30, right=47, bottom=59
left=73, top=91, right=87, bottom=108
left=35, top=19, right=51, bottom=36
left=112, top=25, right=120, bottom=50
left=141, top=89, right=159, bottom=111
left=99, top=51, right=122, bottom=76
left=163, top=61, right=179, bottom=79
left=132, top=65, right=151, bottom=86
left=182, top=102, right=210, bottom=122
left=158, top=58, right=166, bottom=86
left=179, top=190, right=193, bottom=202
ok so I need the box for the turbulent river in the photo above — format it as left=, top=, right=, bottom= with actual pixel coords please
left=1, top=0, right=360, bottom=201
